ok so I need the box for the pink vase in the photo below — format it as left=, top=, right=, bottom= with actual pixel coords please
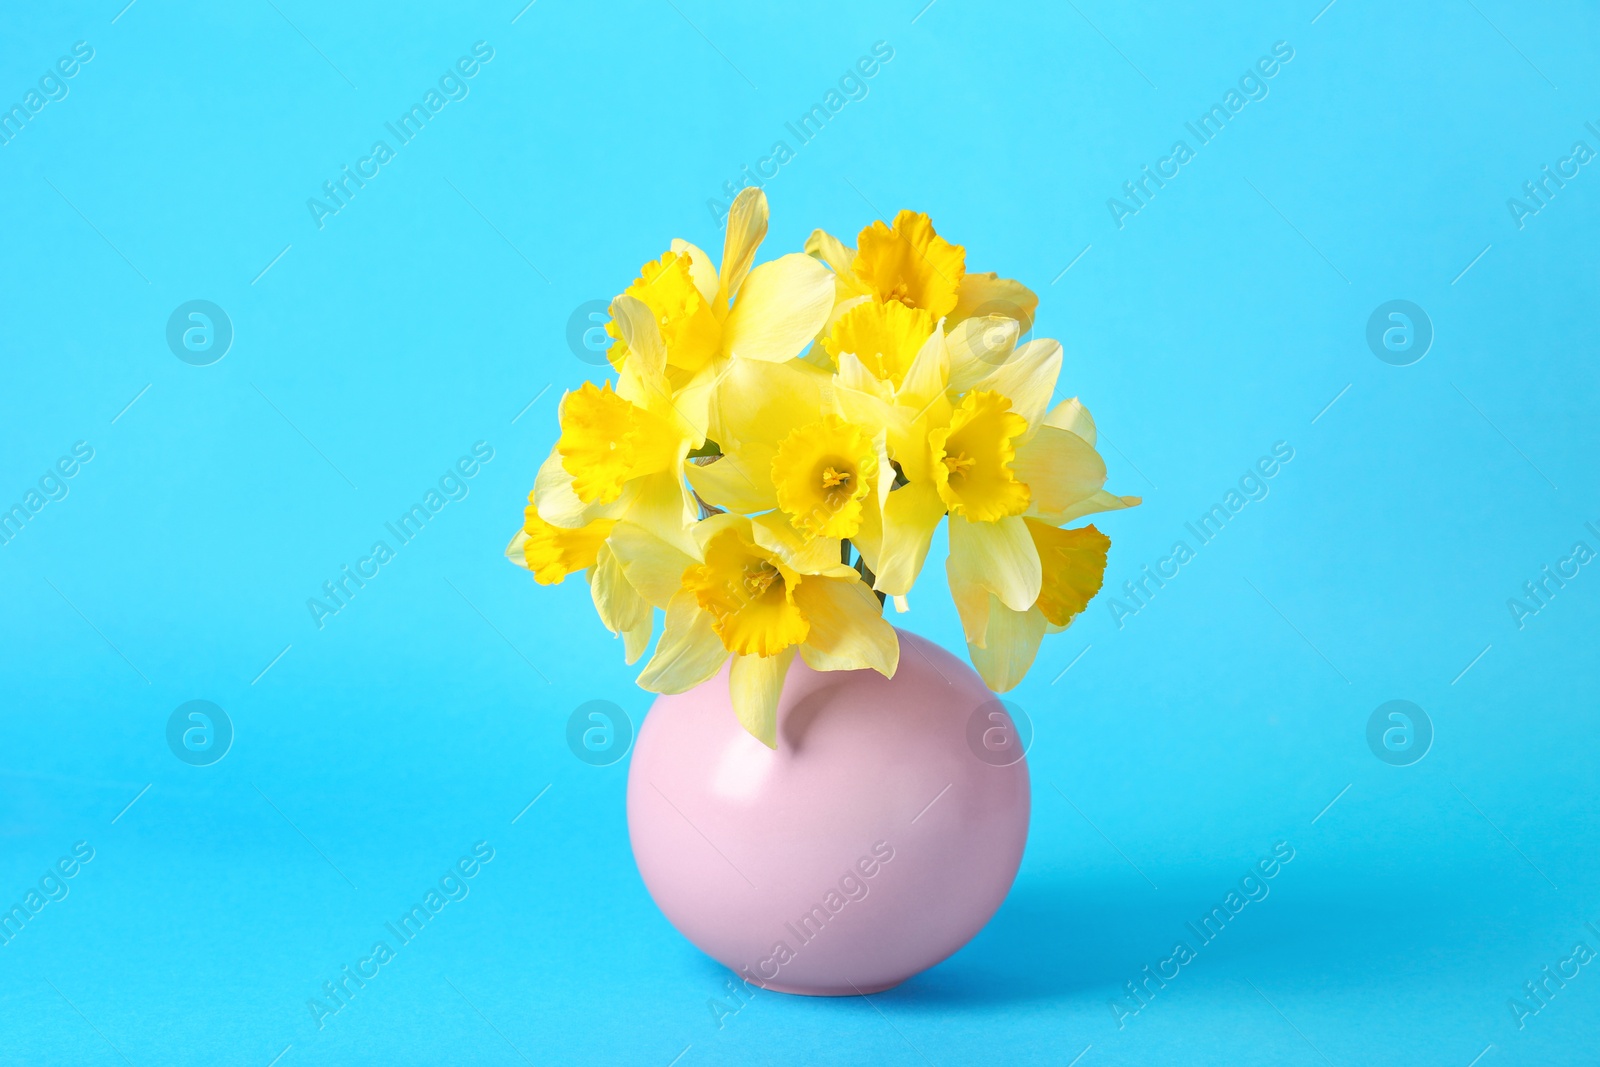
left=626, top=628, right=1030, bottom=996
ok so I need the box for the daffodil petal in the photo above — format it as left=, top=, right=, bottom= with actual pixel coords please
left=868, top=481, right=946, bottom=596
left=671, top=238, right=721, bottom=305
left=1053, top=490, right=1143, bottom=524
left=947, top=553, right=991, bottom=646
left=504, top=528, right=530, bottom=569
left=950, top=271, right=1038, bottom=330
left=591, top=542, right=650, bottom=637
left=949, top=514, right=1041, bottom=613
left=1044, top=397, right=1096, bottom=445
left=1028, top=520, right=1110, bottom=629
left=751, top=511, right=853, bottom=578
left=804, top=228, right=861, bottom=287
left=623, top=619, right=653, bottom=665
left=690, top=510, right=749, bottom=551
left=729, top=647, right=795, bottom=748
left=637, top=590, right=728, bottom=694
left=835, top=352, right=892, bottom=403
left=721, top=187, right=768, bottom=298
left=894, top=321, right=949, bottom=415
left=1014, top=424, right=1109, bottom=524
left=612, top=469, right=698, bottom=560
left=971, top=338, right=1061, bottom=436
left=686, top=448, right=779, bottom=514
left=609, top=520, right=696, bottom=608
left=947, top=315, right=1020, bottom=394
left=611, top=293, right=667, bottom=386
left=711, top=357, right=831, bottom=452
left=888, top=395, right=950, bottom=486
left=720, top=253, right=835, bottom=363
left=534, top=445, right=628, bottom=528
left=794, top=577, right=899, bottom=677
left=966, top=595, right=1046, bottom=693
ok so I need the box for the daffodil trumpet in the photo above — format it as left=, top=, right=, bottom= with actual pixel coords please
left=509, top=189, right=1139, bottom=746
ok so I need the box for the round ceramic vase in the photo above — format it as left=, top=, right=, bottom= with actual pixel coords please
left=626, top=628, right=1030, bottom=996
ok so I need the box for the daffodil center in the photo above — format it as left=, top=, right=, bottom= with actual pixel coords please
left=943, top=452, right=975, bottom=479
left=742, top=561, right=781, bottom=600
left=771, top=417, right=878, bottom=539
left=683, top=529, right=811, bottom=658
left=930, top=390, right=1032, bottom=522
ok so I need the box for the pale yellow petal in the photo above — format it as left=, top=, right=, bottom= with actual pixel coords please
left=967, top=595, right=1047, bottom=692
left=534, top=444, right=628, bottom=528
left=1054, top=490, right=1143, bottom=524
left=866, top=481, right=946, bottom=596
left=591, top=543, right=650, bottom=637
left=794, top=578, right=899, bottom=677
left=804, top=228, right=861, bottom=287
left=720, top=253, right=835, bottom=363
left=887, top=398, right=949, bottom=486
left=504, top=528, right=531, bottom=569
left=834, top=378, right=895, bottom=442
left=1044, top=397, right=1096, bottom=445
left=729, top=647, right=795, bottom=748
left=667, top=359, right=717, bottom=444
left=893, top=321, right=950, bottom=415
left=804, top=228, right=872, bottom=330
left=1014, top=424, right=1109, bottom=524
left=835, top=351, right=893, bottom=403
left=946, top=554, right=991, bottom=646
left=852, top=486, right=884, bottom=569
left=971, top=338, right=1061, bottom=435
left=610, top=293, right=667, bottom=386
left=623, top=619, right=653, bottom=665
left=873, top=430, right=893, bottom=509
left=609, top=520, right=697, bottom=608
left=690, top=510, right=748, bottom=552
left=710, top=356, right=832, bottom=452
left=949, top=514, right=1041, bottom=613
left=721, top=187, right=768, bottom=298
left=950, top=272, right=1038, bottom=330
left=670, top=238, right=720, bottom=305
left=751, top=511, right=854, bottom=578
left=947, top=315, right=1020, bottom=394
left=637, top=590, right=728, bottom=694
left=685, top=448, right=778, bottom=514
left=621, top=469, right=699, bottom=556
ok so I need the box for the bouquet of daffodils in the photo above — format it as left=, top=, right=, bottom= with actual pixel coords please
left=508, top=190, right=1138, bottom=746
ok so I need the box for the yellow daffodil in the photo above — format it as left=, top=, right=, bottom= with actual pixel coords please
left=804, top=209, right=1040, bottom=355
left=510, top=195, right=1140, bottom=739
left=931, top=390, right=1032, bottom=522
left=606, top=188, right=836, bottom=443
left=843, top=307, right=1137, bottom=675
left=771, top=415, right=879, bottom=539
left=682, top=358, right=888, bottom=548
left=947, top=396, right=1139, bottom=687
left=962, top=520, right=1111, bottom=692
left=509, top=506, right=614, bottom=584
left=504, top=507, right=657, bottom=663
left=820, top=299, right=936, bottom=391
left=634, top=513, right=898, bottom=746
left=511, top=291, right=709, bottom=661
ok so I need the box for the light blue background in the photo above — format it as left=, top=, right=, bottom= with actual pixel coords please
left=2, top=1, right=1598, bottom=1063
